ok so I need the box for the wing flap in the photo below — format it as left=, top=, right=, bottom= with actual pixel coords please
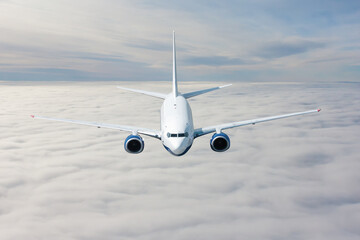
left=31, top=115, right=161, bottom=139
left=194, top=108, right=321, bottom=138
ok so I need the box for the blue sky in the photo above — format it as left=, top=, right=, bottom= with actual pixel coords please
left=0, top=0, right=359, bottom=82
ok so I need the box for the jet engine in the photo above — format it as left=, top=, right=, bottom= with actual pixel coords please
left=210, top=132, right=230, bottom=152
left=124, top=135, right=144, bottom=154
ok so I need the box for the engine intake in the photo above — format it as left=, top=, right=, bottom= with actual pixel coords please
left=210, top=132, right=230, bottom=152
left=124, top=135, right=144, bottom=154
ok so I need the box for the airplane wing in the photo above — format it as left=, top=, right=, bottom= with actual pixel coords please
left=117, top=86, right=167, bottom=99
left=182, top=84, right=232, bottom=99
left=31, top=115, right=161, bottom=139
left=194, top=108, right=321, bottom=138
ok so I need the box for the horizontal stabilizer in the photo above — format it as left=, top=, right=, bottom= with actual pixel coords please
left=117, top=86, right=167, bottom=99
left=183, top=84, right=232, bottom=99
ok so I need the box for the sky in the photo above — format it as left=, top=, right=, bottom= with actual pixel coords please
left=1, top=1, right=360, bottom=239
left=1, top=81, right=360, bottom=239
left=0, top=0, right=360, bottom=82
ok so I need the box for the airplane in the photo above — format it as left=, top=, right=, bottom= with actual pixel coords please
left=31, top=31, right=321, bottom=156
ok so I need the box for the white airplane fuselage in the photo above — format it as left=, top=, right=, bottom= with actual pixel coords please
left=161, top=94, right=194, bottom=156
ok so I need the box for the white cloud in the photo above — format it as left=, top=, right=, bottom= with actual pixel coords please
left=0, top=81, right=359, bottom=239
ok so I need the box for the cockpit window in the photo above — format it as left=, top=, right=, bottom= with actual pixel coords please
left=167, top=132, right=188, bottom=138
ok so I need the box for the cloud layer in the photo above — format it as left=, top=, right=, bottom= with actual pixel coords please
left=0, top=81, right=359, bottom=239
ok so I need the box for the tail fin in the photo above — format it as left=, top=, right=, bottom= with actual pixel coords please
left=172, top=31, right=178, bottom=99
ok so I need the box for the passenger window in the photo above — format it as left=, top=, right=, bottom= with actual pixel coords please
left=171, top=134, right=177, bottom=137
left=178, top=133, right=185, bottom=137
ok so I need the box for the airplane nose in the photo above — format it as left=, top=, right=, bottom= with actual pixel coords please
left=164, top=137, right=192, bottom=156
left=171, top=139, right=187, bottom=153
left=172, top=139, right=183, bottom=150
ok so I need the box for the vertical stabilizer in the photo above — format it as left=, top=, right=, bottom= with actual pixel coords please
left=172, top=31, right=178, bottom=99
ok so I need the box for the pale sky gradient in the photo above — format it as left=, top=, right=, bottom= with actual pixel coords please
left=0, top=0, right=359, bottom=82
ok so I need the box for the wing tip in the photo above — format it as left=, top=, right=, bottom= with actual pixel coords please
left=317, top=108, right=321, bottom=112
left=30, top=115, right=35, bottom=118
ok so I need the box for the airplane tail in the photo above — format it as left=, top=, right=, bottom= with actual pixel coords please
left=118, top=32, right=231, bottom=100
left=117, top=31, right=179, bottom=100
left=171, top=31, right=231, bottom=99
left=172, top=31, right=178, bottom=99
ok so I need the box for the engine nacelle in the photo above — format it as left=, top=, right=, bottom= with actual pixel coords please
left=210, top=132, right=230, bottom=152
left=124, top=135, right=144, bottom=154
